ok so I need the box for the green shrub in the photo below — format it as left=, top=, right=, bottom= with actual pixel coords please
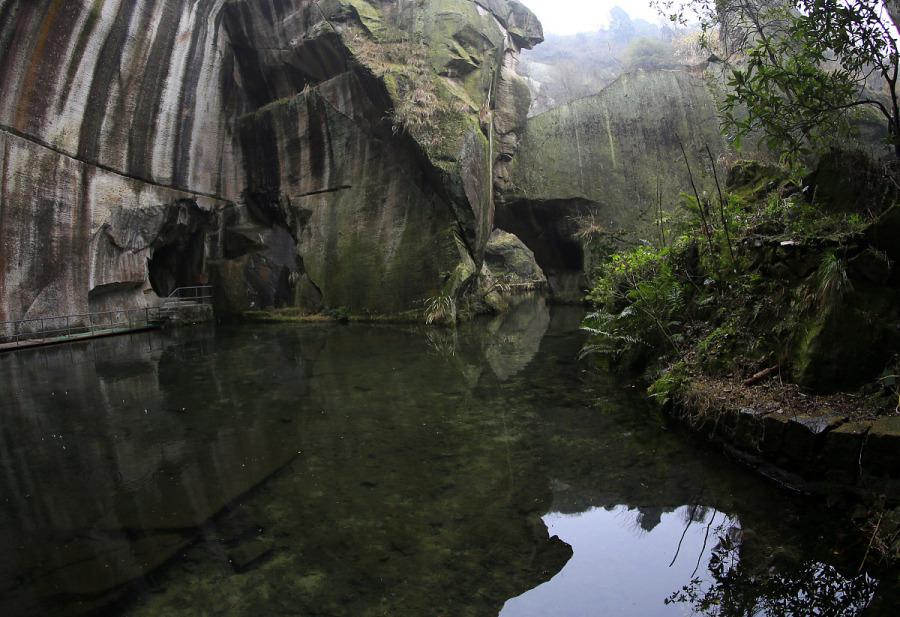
left=583, top=245, right=687, bottom=361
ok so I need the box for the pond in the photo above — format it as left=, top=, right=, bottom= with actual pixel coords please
left=0, top=296, right=894, bottom=616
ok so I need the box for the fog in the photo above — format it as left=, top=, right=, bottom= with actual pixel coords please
left=519, top=0, right=661, bottom=35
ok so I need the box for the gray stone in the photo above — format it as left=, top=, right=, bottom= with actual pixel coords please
left=821, top=421, right=871, bottom=478
left=781, top=414, right=846, bottom=468
left=485, top=230, right=547, bottom=288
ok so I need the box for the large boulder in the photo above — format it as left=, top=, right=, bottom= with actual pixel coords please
left=484, top=229, right=547, bottom=288
left=475, top=0, right=544, bottom=48
left=805, top=149, right=898, bottom=214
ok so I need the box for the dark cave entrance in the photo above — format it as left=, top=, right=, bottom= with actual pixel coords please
left=495, top=199, right=603, bottom=301
left=148, top=200, right=212, bottom=298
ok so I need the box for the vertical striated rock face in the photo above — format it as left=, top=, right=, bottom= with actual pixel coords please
left=0, top=0, right=238, bottom=323
left=500, top=69, right=725, bottom=299
left=0, top=0, right=542, bottom=322
left=506, top=70, right=724, bottom=225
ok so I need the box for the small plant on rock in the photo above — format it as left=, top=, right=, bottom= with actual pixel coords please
left=816, top=252, right=853, bottom=309
left=424, top=293, right=456, bottom=325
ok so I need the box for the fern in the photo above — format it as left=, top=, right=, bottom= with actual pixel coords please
left=816, top=252, right=853, bottom=308
left=580, top=309, right=644, bottom=359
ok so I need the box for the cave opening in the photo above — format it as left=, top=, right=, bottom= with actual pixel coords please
left=148, top=200, right=212, bottom=299
left=495, top=198, right=603, bottom=301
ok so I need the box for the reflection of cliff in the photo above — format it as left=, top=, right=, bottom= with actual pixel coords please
left=125, top=322, right=574, bottom=617
left=0, top=328, right=312, bottom=616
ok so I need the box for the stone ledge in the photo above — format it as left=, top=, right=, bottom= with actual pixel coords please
left=669, top=378, right=900, bottom=501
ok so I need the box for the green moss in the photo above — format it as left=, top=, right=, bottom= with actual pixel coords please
left=239, top=307, right=426, bottom=324
left=239, top=308, right=338, bottom=324
left=725, top=160, right=787, bottom=201
left=695, top=317, right=747, bottom=373
left=345, top=0, right=385, bottom=38
left=792, top=310, right=828, bottom=385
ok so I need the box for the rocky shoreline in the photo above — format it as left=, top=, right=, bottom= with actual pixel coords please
left=661, top=374, right=900, bottom=502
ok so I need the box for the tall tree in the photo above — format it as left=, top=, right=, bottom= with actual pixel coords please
left=654, top=0, right=900, bottom=162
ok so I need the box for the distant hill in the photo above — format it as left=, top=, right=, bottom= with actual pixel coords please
left=519, top=6, right=704, bottom=115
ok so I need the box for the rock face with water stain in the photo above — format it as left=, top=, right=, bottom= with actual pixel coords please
left=0, top=0, right=542, bottom=322
left=499, top=69, right=725, bottom=298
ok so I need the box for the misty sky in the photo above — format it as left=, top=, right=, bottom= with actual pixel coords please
left=519, top=0, right=661, bottom=35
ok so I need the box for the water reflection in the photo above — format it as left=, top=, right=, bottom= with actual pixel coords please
left=502, top=506, right=738, bottom=616
left=0, top=297, right=893, bottom=616
left=0, top=327, right=308, bottom=615
left=668, top=552, right=877, bottom=616
left=503, top=506, right=878, bottom=617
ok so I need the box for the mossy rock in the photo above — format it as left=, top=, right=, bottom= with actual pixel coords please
left=484, top=229, right=547, bottom=286
left=725, top=160, right=785, bottom=199
left=792, top=290, right=900, bottom=392
left=848, top=247, right=893, bottom=285
left=865, top=204, right=900, bottom=262
left=474, top=0, right=544, bottom=48
left=805, top=149, right=898, bottom=214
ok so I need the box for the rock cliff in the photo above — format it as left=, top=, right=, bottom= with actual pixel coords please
left=0, top=0, right=541, bottom=322
left=500, top=69, right=726, bottom=299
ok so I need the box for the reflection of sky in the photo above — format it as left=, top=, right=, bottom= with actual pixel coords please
left=501, top=505, right=736, bottom=617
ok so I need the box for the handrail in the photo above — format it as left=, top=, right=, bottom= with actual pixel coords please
left=162, top=286, right=213, bottom=306
left=1, top=287, right=215, bottom=348
left=0, top=307, right=163, bottom=348
left=0, top=307, right=160, bottom=328
left=166, top=285, right=213, bottom=298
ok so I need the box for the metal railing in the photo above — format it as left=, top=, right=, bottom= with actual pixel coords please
left=0, top=307, right=163, bottom=349
left=0, top=287, right=215, bottom=350
left=160, top=286, right=214, bottom=308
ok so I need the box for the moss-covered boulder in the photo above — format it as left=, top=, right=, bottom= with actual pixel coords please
left=805, top=149, right=898, bottom=214
left=792, top=286, right=900, bottom=392
left=485, top=230, right=547, bottom=288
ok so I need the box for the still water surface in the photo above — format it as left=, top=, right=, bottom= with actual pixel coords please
left=0, top=297, right=893, bottom=615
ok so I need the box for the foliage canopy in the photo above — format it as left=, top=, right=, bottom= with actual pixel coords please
left=652, top=0, right=900, bottom=163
